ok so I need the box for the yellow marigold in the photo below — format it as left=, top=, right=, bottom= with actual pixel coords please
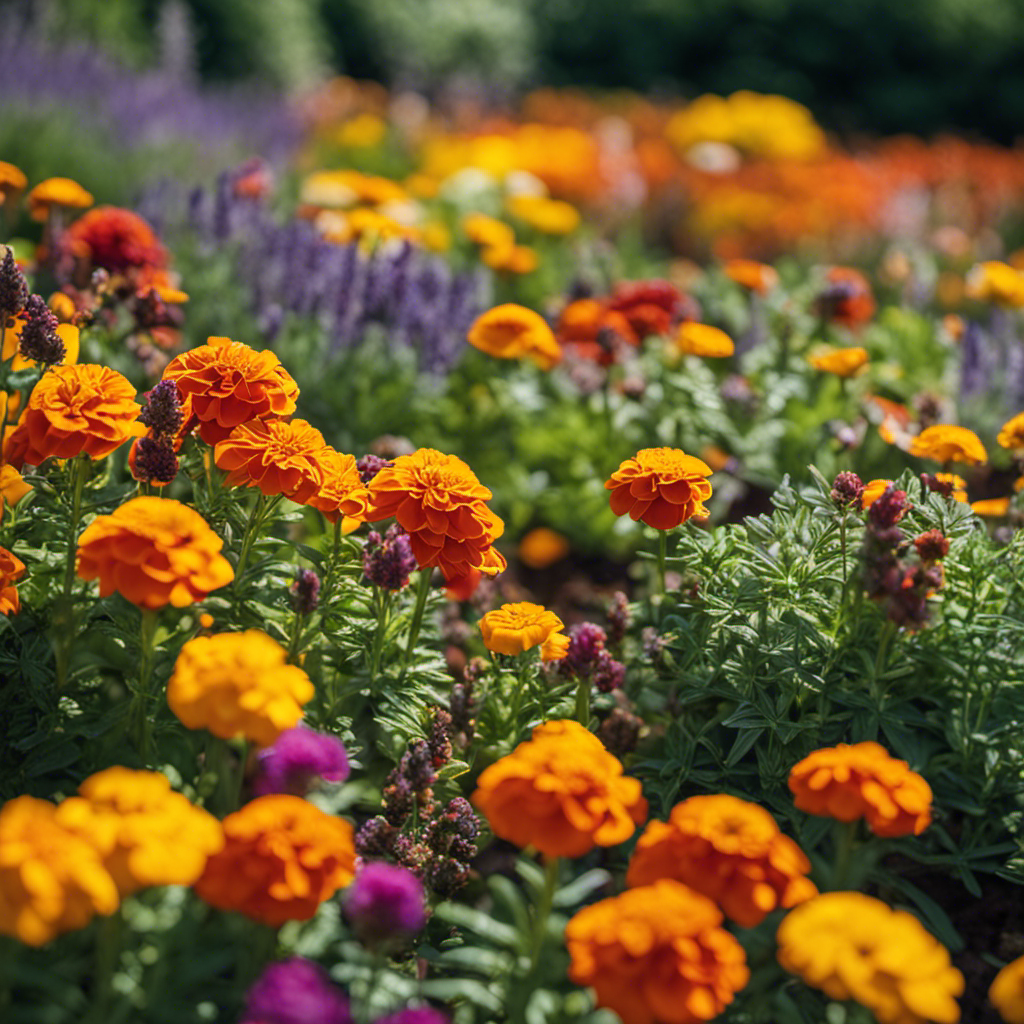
left=808, top=345, right=870, bottom=378
left=0, top=464, right=31, bottom=518
left=472, top=719, right=647, bottom=857
left=3, top=363, right=143, bottom=470
left=300, top=169, right=406, bottom=209
left=862, top=478, right=893, bottom=508
left=567, top=879, right=749, bottom=1024
left=506, top=195, right=581, bottom=235
left=777, top=892, right=963, bottom=1024
left=972, top=497, right=1011, bottom=517
left=676, top=322, right=735, bottom=358
left=0, top=545, right=26, bottom=616
left=478, top=601, right=568, bottom=659
left=0, top=795, right=119, bottom=946
left=307, top=448, right=372, bottom=527
left=517, top=526, right=569, bottom=569
left=935, top=472, right=968, bottom=503
left=485, top=243, right=539, bottom=276
left=193, top=794, right=355, bottom=926
left=788, top=741, right=932, bottom=837
left=909, top=424, right=988, bottom=465
left=463, top=213, right=515, bottom=252
left=990, top=954, right=1024, bottom=1024
left=626, top=794, right=817, bottom=927
left=27, top=177, right=94, bottom=220
left=0, top=162, right=27, bottom=203
left=214, top=418, right=329, bottom=504
left=167, top=630, right=314, bottom=745
left=997, top=411, right=1024, bottom=450
left=161, top=336, right=299, bottom=444
left=606, top=447, right=712, bottom=530
left=724, top=258, right=778, bottom=294
left=467, top=303, right=561, bottom=369
left=966, top=261, right=1024, bottom=308
left=366, top=447, right=507, bottom=581
left=55, top=768, right=223, bottom=896
left=76, top=496, right=233, bottom=609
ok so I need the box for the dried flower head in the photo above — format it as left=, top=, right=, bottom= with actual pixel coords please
left=290, top=568, right=321, bottom=615
left=0, top=248, right=28, bottom=324
left=831, top=470, right=865, bottom=508
left=363, top=525, right=417, bottom=591
left=138, top=379, right=185, bottom=439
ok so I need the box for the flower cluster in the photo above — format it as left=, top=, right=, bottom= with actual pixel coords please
left=555, top=622, right=626, bottom=693
left=363, top=524, right=417, bottom=590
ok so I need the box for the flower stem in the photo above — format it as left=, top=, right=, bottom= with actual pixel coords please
left=575, top=674, right=591, bottom=728
left=85, top=907, right=123, bottom=1024
left=367, top=588, right=393, bottom=682
left=399, top=569, right=433, bottom=680
left=130, top=607, right=159, bottom=763
left=54, top=454, right=87, bottom=690
left=529, top=856, right=560, bottom=972
left=657, top=530, right=668, bottom=596
left=831, top=820, right=860, bottom=889
left=234, top=493, right=267, bottom=589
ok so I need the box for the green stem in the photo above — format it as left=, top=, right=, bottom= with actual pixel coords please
left=873, top=619, right=897, bottom=693
left=839, top=514, right=847, bottom=584
left=831, top=820, right=860, bottom=890
left=234, top=493, right=267, bottom=589
left=507, top=656, right=533, bottom=740
left=130, top=608, right=159, bottom=762
left=657, top=530, right=668, bottom=596
left=288, top=609, right=305, bottom=664
left=54, top=455, right=87, bottom=690
left=85, top=908, right=123, bottom=1024
left=368, top=588, right=393, bottom=682
left=399, top=569, right=433, bottom=679
left=529, top=856, right=560, bottom=972
left=206, top=736, right=245, bottom=816
left=575, top=674, right=591, bottom=728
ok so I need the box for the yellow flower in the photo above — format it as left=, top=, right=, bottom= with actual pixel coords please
left=478, top=601, right=568, bottom=658
left=966, top=261, right=1024, bottom=307
left=808, top=346, right=869, bottom=378
left=676, top=322, right=735, bottom=358
left=972, top=497, right=1011, bottom=517
left=467, top=304, right=561, bottom=369
left=506, top=195, right=581, bottom=235
left=27, top=177, right=94, bottom=220
left=335, top=113, right=387, bottom=148
left=990, top=954, right=1024, bottom=1024
left=463, top=213, right=515, bottom=252
left=934, top=473, right=968, bottom=503
left=997, top=411, right=1024, bottom=450
left=909, top=425, right=988, bottom=465
left=0, top=464, right=31, bottom=518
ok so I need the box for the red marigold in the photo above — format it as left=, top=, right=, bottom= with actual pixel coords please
left=63, top=206, right=168, bottom=273
left=816, top=267, right=875, bottom=328
left=607, top=279, right=698, bottom=340
left=605, top=447, right=713, bottom=529
left=0, top=545, right=26, bottom=616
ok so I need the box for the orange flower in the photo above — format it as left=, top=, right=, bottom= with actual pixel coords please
left=0, top=546, right=26, bottom=616
left=788, top=741, right=932, bottom=837
left=485, top=244, right=539, bottom=276
left=167, top=630, right=314, bottom=745
left=467, top=304, right=561, bottom=370
left=606, top=448, right=713, bottom=530
left=366, top=448, right=507, bottom=581
left=506, top=195, right=581, bottom=235
left=909, top=424, right=988, bottom=465
left=808, top=345, right=869, bottom=377
left=193, top=795, right=356, bottom=926
left=517, top=526, right=569, bottom=569
left=3, top=364, right=143, bottom=469
left=63, top=206, right=168, bottom=273
left=161, top=336, right=300, bottom=444
left=0, top=162, right=27, bottom=203
left=675, top=322, right=735, bottom=358
left=990, top=954, right=1024, bottom=1024
left=0, top=464, right=31, bottom=518
left=934, top=472, right=968, bottom=503
left=55, top=767, right=223, bottom=896
left=607, top=279, right=690, bottom=341
left=27, top=177, right=94, bottom=220
left=777, top=892, right=963, bottom=1024
left=724, top=258, right=778, bottom=294
left=472, top=719, right=647, bottom=857
left=816, top=267, right=875, bottom=328
left=0, top=796, right=119, bottom=946
left=998, top=411, right=1024, bottom=450
left=463, top=213, right=515, bottom=253
left=214, top=418, right=330, bottom=504
left=861, top=478, right=893, bottom=508
left=567, top=879, right=749, bottom=1024
left=966, top=261, right=1024, bottom=308
left=478, top=601, right=568, bottom=659
left=626, top=794, right=817, bottom=927
left=972, top=497, right=1011, bottom=517
left=307, top=448, right=372, bottom=526
left=76, top=496, right=234, bottom=609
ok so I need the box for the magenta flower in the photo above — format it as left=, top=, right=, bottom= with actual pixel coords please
left=346, top=862, right=426, bottom=945
left=242, top=958, right=352, bottom=1024
left=252, top=727, right=349, bottom=797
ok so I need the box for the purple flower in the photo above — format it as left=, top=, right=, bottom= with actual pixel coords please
left=290, top=568, right=321, bottom=615
left=356, top=454, right=392, bottom=484
left=363, top=525, right=417, bottom=591
left=252, top=727, right=349, bottom=797
left=242, top=958, right=352, bottom=1024
left=0, top=249, right=28, bottom=323
left=373, top=1010, right=448, bottom=1024
left=346, top=862, right=427, bottom=944
left=17, top=295, right=65, bottom=366
left=138, top=379, right=184, bottom=439
left=131, top=437, right=179, bottom=485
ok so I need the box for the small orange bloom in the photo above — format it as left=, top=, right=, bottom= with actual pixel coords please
left=676, top=322, right=735, bottom=358
left=161, top=336, right=300, bottom=444
left=506, top=195, right=580, bottom=235
left=77, top=497, right=234, bottom=609
left=467, top=304, right=561, bottom=369
left=788, top=741, right=932, bottom=837
left=724, top=258, right=778, bottom=294
left=27, top=177, right=94, bottom=220
left=0, top=546, right=26, bottom=616
left=972, top=497, right=1011, bottom=517
left=194, top=795, right=356, bottom=926
left=808, top=346, right=869, bottom=377
left=934, top=472, right=968, bottom=503
left=64, top=206, right=167, bottom=273
left=966, top=261, right=1024, bottom=308
left=606, top=447, right=712, bottom=530
left=517, top=526, right=569, bottom=569
left=816, top=267, right=875, bottom=328
left=486, top=244, right=539, bottom=276
left=0, top=162, right=27, bottom=203
left=472, top=719, right=647, bottom=857
left=990, top=954, right=1024, bottom=1024
left=3, top=364, right=143, bottom=469
left=307, top=448, right=372, bottom=526
left=861, top=478, right=893, bottom=508
left=463, top=213, right=515, bottom=253
left=567, top=880, right=749, bottom=1024
left=0, top=464, right=31, bottom=518
left=627, top=794, right=817, bottom=927
left=478, top=601, right=568, bottom=659
left=998, top=411, right=1024, bottom=450
left=909, top=424, right=988, bottom=465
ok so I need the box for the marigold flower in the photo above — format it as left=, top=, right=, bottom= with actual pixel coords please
left=194, top=795, right=356, bottom=926
left=161, top=336, right=300, bottom=444
left=467, top=303, right=561, bottom=369
left=0, top=464, right=31, bottom=518
left=777, top=892, right=963, bottom=1024
left=55, top=767, right=223, bottom=896
left=861, top=478, right=893, bottom=508
left=931, top=472, right=968, bottom=503
left=676, top=322, right=735, bottom=358
left=607, top=279, right=692, bottom=340
left=76, top=496, right=233, bottom=609
left=627, top=794, right=817, bottom=927
left=788, top=741, right=932, bottom=837
left=990, top=954, right=1024, bottom=1024
left=909, top=424, right=988, bottom=465
left=463, top=213, right=515, bottom=253
left=517, top=526, right=569, bottom=569
left=724, top=258, right=778, bottom=294
left=567, top=879, right=749, bottom=1024
left=472, top=719, right=647, bottom=857
left=998, top=411, right=1024, bottom=450
left=486, top=243, right=539, bottom=276
left=3, top=364, right=143, bottom=469
left=972, top=497, right=1011, bottom=517
left=816, top=267, right=875, bottom=328
left=506, top=195, right=581, bottom=235
left=0, top=162, right=27, bottom=203
left=606, top=447, right=712, bottom=530
left=168, top=630, right=314, bottom=745
left=64, top=206, right=167, bottom=273
left=27, top=177, right=94, bottom=220
left=478, top=601, right=568, bottom=658
left=307, top=448, right=372, bottom=526
left=966, top=261, right=1024, bottom=308
left=366, top=448, right=507, bottom=581
left=808, top=345, right=869, bottom=377
left=0, top=545, right=26, bottom=616
left=0, top=795, right=119, bottom=946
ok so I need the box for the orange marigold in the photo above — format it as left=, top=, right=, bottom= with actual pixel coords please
left=517, top=526, right=569, bottom=569
left=4, top=364, right=144, bottom=469
left=788, top=741, right=932, bottom=837
left=724, top=258, right=778, bottom=294
left=63, top=206, right=167, bottom=273
left=76, top=496, right=233, bottom=609
left=676, top=322, right=735, bottom=358
left=909, top=424, right=988, bottom=465
left=606, top=447, right=712, bottom=530
left=167, top=630, right=314, bottom=745
left=0, top=464, right=31, bottom=519
left=478, top=601, right=569, bottom=660
left=193, top=795, right=355, bottom=926
left=816, top=266, right=876, bottom=328
left=808, top=345, right=869, bottom=377
left=214, top=418, right=329, bottom=504
left=55, top=768, right=223, bottom=897
left=862, top=478, right=893, bottom=508
left=161, top=336, right=300, bottom=444
left=972, top=497, right=1011, bottom=517
left=467, top=304, right=562, bottom=370
left=472, top=719, right=647, bottom=857
left=998, top=411, right=1024, bottom=450
left=366, top=448, right=507, bottom=581
left=0, top=162, right=27, bottom=203
left=777, top=892, right=963, bottom=1024
left=966, top=261, right=1024, bottom=308
left=626, top=794, right=817, bottom=927
left=567, top=879, right=750, bottom=1024
left=506, top=195, right=581, bottom=235
left=990, top=954, right=1024, bottom=1024
left=27, top=177, right=93, bottom=220
left=307, top=448, right=372, bottom=526
left=0, top=545, right=26, bottom=616
left=0, top=795, right=119, bottom=946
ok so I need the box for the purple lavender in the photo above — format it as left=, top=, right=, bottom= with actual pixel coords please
left=373, top=1009, right=448, bottom=1024
left=355, top=817, right=398, bottom=858
left=132, top=437, right=179, bottom=485
left=290, top=568, right=321, bottom=615
left=363, top=526, right=417, bottom=591
left=252, top=727, right=349, bottom=797
left=241, top=958, right=352, bottom=1024
left=605, top=591, right=630, bottom=648
left=17, top=295, right=65, bottom=365
left=138, top=379, right=184, bottom=439
left=0, top=249, right=28, bottom=325
left=557, top=623, right=626, bottom=694
left=345, top=862, right=426, bottom=945
left=357, top=454, right=393, bottom=484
